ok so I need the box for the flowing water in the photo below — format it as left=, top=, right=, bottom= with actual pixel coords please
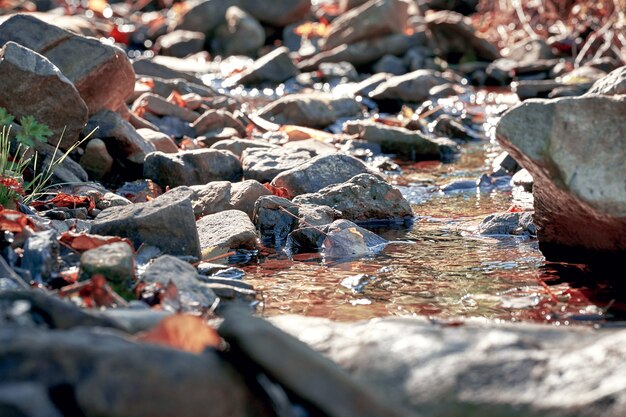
left=242, top=90, right=625, bottom=326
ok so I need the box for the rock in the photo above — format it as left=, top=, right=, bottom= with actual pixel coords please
left=351, top=72, right=393, bottom=96
left=369, top=69, right=449, bottom=102
left=319, top=62, right=359, bottom=81
left=223, top=47, right=298, bottom=87
left=429, top=114, right=477, bottom=142
left=343, top=120, right=451, bottom=160
left=141, top=255, right=217, bottom=309
left=192, top=109, right=247, bottom=137
left=144, top=149, right=242, bottom=188
left=512, top=80, right=570, bottom=100
left=0, top=41, right=88, bottom=149
left=282, top=138, right=337, bottom=156
left=20, top=230, right=59, bottom=284
left=322, top=219, right=388, bottom=258
left=294, top=174, right=412, bottom=222
left=241, top=147, right=310, bottom=183
left=0, top=14, right=135, bottom=114
left=0, top=383, right=63, bottom=417
left=132, top=93, right=200, bottom=123
left=156, top=30, right=205, bottom=58
left=218, top=308, right=406, bottom=417
left=84, top=110, right=156, bottom=164
left=239, top=0, right=311, bottom=27
left=210, top=138, right=278, bottom=158
left=479, top=212, right=535, bottom=235
left=496, top=95, right=626, bottom=264
left=174, top=0, right=230, bottom=34
left=273, top=315, right=626, bottom=417
left=80, top=241, right=135, bottom=283
left=299, top=34, right=419, bottom=71
left=188, top=180, right=271, bottom=218
left=373, top=54, right=407, bottom=75
left=136, top=128, right=179, bottom=153
left=502, top=38, right=555, bottom=65
left=92, top=188, right=201, bottom=259
left=586, top=65, right=626, bottom=96
left=426, top=10, right=500, bottom=62
left=271, top=154, right=373, bottom=196
left=230, top=180, right=272, bottom=218
left=197, top=210, right=259, bottom=255
left=253, top=196, right=299, bottom=246
left=35, top=141, right=90, bottom=184
left=512, top=168, right=533, bottom=191
left=213, top=6, right=265, bottom=57
left=322, top=0, right=411, bottom=51
left=96, top=192, right=132, bottom=210
left=258, top=94, right=361, bottom=128
left=0, top=326, right=258, bottom=417
left=132, top=58, right=204, bottom=84
left=491, top=151, right=520, bottom=174
left=80, top=139, right=114, bottom=181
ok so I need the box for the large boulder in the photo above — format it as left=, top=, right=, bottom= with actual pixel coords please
left=0, top=14, right=135, bottom=114
left=294, top=173, right=412, bottom=222
left=271, top=154, right=373, bottom=196
left=0, top=41, right=88, bottom=148
left=496, top=95, right=626, bottom=264
left=258, top=94, right=361, bottom=128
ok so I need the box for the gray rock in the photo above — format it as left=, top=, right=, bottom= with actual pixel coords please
left=197, top=210, right=259, bottom=255
left=230, top=180, right=272, bottom=218
left=35, top=140, right=90, bottom=185
left=174, top=0, right=230, bottom=34
left=0, top=258, right=28, bottom=290
left=156, top=30, right=205, bottom=58
left=136, top=128, right=179, bottom=153
left=0, top=383, right=63, bottom=417
left=351, top=72, right=393, bottom=96
left=282, top=138, right=338, bottom=156
left=502, top=38, right=555, bottom=64
left=223, top=46, right=298, bottom=87
left=20, top=230, right=59, bottom=284
left=132, top=58, right=204, bottom=84
left=253, top=196, right=299, bottom=246
left=343, top=120, right=450, bottom=160
left=496, top=94, right=626, bottom=264
left=258, top=94, right=361, bottom=128
left=241, top=147, right=310, bottom=183
left=80, top=241, right=135, bottom=283
left=189, top=181, right=233, bottom=217
left=369, top=69, right=449, bottom=102
left=373, top=54, right=407, bottom=75
left=429, top=114, right=477, bottom=142
left=273, top=314, right=626, bottom=417
left=322, top=219, right=388, bottom=259
left=132, top=93, right=201, bottom=123
left=192, top=109, right=247, bottom=137
left=271, top=153, right=372, bottom=196
left=0, top=14, right=135, bottom=114
left=84, top=110, right=156, bottom=164
left=322, top=0, right=411, bottom=51
left=294, top=173, right=412, bottom=222
left=0, top=41, right=88, bottom=149
left=491, top=151, right=520, bottom=174
left=297, top=204, right=341, bottom=227
left=92, top=188, right=201, bottom=258
left=141, top=255, right=217, bottom=310
left=210, top=138, right=278, bottom=158
left=144, top=149, right=242, bottom=188
left=80, top=138, right=113, bottom=181
left=213, top=6, right=265, bottom=57
left=586, top=65, right=626, bottom=96
left=512, top=168, right=533, bottom=191
left=239, top=0, right=311, bottom=26
left=96, top=192, right=132, bottom=210
left=479, top=211, right=535, bottom=235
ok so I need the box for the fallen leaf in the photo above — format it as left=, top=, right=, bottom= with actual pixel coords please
left=167, top=90, right=187, bottom=108
left=263, top=182, right=292, bottom=199
left=136, top=314, right=221, bottom=353
left=279, top=125, right=335, bottom=142
left=31, top=193, right=95, bottom=211
left=59, top=231, right=133, bottom=252
left=0, top=208, right=35, bottom=233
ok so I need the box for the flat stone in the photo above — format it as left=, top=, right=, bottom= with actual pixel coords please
left=223, top=46, right=298, bottom=87
left=197, top=210, right=259, bottom=255
left=91, top=188, right=201, bottom=258
left=80, top=241, right=135, bottom=283
left=156, top=30, right=205, bottom=58
left=258, top=94, right=361, bottom=128
left=136, top=128, right=179, bottom=153
left=132, top=93, right=201, bottom=123
left=242, top=147, right=310, bottom=183
left=369, top=69, right=449, bottom=102
left=210, top=138, right=278, bottom=158
left=192, top=109, right=247, bottom=137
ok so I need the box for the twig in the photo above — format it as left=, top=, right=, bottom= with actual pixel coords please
left=511, top=0, right=538, bottom=39
left=574, top=17, right=615, bottom=67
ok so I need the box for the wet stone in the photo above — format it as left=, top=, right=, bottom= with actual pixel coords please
left=322, top=219, right=388, bottom=259
left=80, top=241, right=134, bottom=283
left=253, top=196, right=299, bottom=247
left=196, top=210, right=259, bottom=256
left=369, top=69, right=450, bottom=103
left=479, top=212, right=535, bottom=236
left=21, top=230, right=59, bottom=284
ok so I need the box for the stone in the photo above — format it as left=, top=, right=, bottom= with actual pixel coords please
left=174, top=0, right=230, bottom=34
left=223, top=47, right=298, bottom=87
left=297, top=204, right=341, bottom=227
left=491, top=151, right=520, bottom=175
left=0, top=14, right=135, bottom=114
left=369, top=69, right=449, bottom=102
left=96, top=192, right=132, bottom=210
left=258, top=94, right=361, bottom=128
left=318, top=62, right=359, bottom=81
left=189, top=181, right=233, bottom=217
left=20, top=230, right=59, bottom=284
left=282, top=139, right=337, bottom=156
left=156, top=30, right=205, bottom=58
left=197, top=210, right=259, bottom=255
left=586, top=65, right=626, bottom=96
left=425, top=10, right=500, bottom=62
left=213, top=6, right=265, bottom=57
left=323, top=0, right=410, bottom=52
left=80, top=241, right=135, bottom=283
left=273, top=314, right=626, bottom=417
left=299, top=34, right=418, bottom=71
left=132, top=58, right=204, bottom=84
left=0, top=40, right=88, bottom=148
left=322, top=219, right=388, bottom=258
left=210, top=138, right=278, bottom=158
left=241, top=147, right=310, bottom=183
left=84, top=110, right=156, bottom=164
left=238, top=0, right=311, bottom=27
left=35, top=141, right=90, bottom=184
left=136, top=128, right=179, bottom=153
left=343, top=120, right=451, bottom=160
left=271, top=154, right=373, bottom=196
left=429, top=114, right=477, bottom=142
left=192, top=109, right=247, bottom=138
left=372, top=54, right=407, bottom=75
left=502, top=38, right=555, bottom=64
left=143, top=149, right=242, bottom=188
left=512, top=168, right=533, bottom=191
left=92, top=188, right=201, bottom=259
left=294, top=174, right=412, bottom=222
left=0, top=383, right=63, bottom=417
left=132, top=93, right=200, bottom=123
left=230, top=180, right=272, bottom=218
left=253, top=196, right=299, bottom=246
left=80, top=138, right=114, bottom=181
left=496, top=95, right=626, bottom=264
left=479, top=212, right=535, bottom=235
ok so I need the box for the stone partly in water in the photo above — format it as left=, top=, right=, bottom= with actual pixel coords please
left=322, top=219, right=388, bottom=259
left=496, top=94, right=626, bottom=264
left=252, top=196, right=299, bottom=246
left=196, top=210, right=259, bottom=256
left=156, top=30, right=206, bottom=58
left=271, top=154, right=373, bottom=196
left=189, top=180, right=271, bottom=218
left=369, top=69, right=450, bottom=103
left=294, top=173, right=413, bottom=222
left=479, top=211, right=535, bottom=236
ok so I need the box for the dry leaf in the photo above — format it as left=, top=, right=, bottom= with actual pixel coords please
left=136, top=315, right=221, bottom=353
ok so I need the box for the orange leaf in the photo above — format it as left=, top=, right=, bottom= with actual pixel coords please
left=0, top=209, right=35, bottom=233
left=167, top=90, right=187, bottom=108
left=59, top=231, right=133, bottom=252
left=279, top=125, right=334, bottom=142
left=136, top=315, right=221, bottom=353
left=263, top=183, right=292, bottom=199
left=31, top=193, right=94, bottom=211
